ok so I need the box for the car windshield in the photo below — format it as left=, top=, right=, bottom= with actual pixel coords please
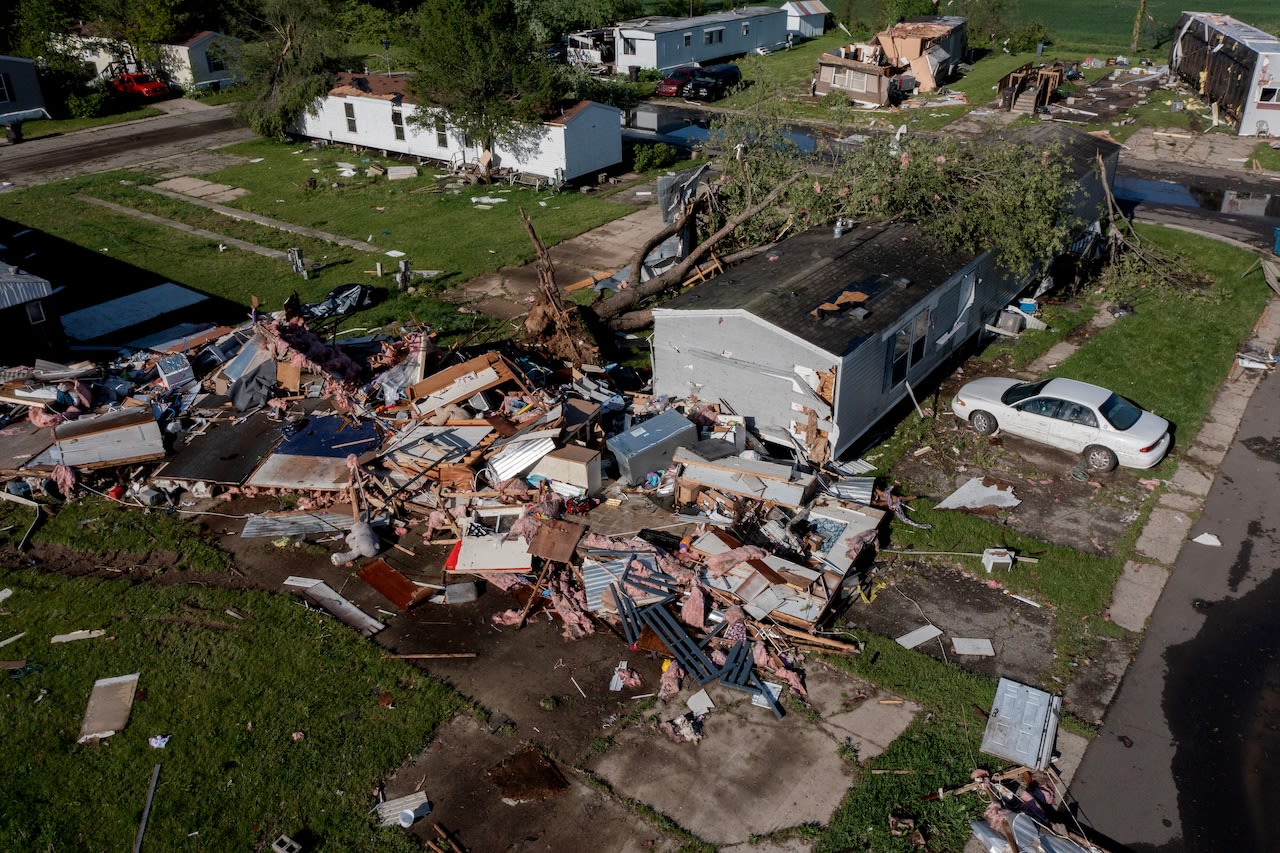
left=1098, top=393, right=1143, bottom=430
left=1000, top=379, right=1051, bottom=406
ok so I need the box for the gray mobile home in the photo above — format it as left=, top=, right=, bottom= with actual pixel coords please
left=611, top=8, right=787, bottom=75
left=651, top=126, right=1119, bottom=461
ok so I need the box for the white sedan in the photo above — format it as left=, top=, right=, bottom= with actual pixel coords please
left=950, top=377, right=1171, bottom=471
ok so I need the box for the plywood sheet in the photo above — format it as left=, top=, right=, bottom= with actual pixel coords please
left=358, top=559, right=429, bottom=610
left=78, top=673, right=140, bottom=743
left=527, top=519, right=585, bottom=563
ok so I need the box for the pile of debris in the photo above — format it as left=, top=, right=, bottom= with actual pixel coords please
left=0, top=304, right=916, bottom=720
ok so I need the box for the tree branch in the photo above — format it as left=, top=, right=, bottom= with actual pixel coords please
left=592, top=170, right=805, bottom=324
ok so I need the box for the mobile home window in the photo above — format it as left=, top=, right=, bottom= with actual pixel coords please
left=741, top=23, right=750, bottom=37
left=704, top=28, right=724, bottom=46
left=206, top=52, right=225, bottom=73
left=344, top=101, right=357, bottom=133
left=26, top=300, right=45, bottom=325
left=1261, top=87, right=1279, bottom=103
left=392, top=108, right=405, bottom=141
left=885, top=309, right=932, bottom=388
left=623, top=37, right=636, bottom=55
left=683, top=33, right=692, bottom=48
left=434, top=115, right=447, bottom=147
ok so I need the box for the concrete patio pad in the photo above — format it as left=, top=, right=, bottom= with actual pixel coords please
left=589, top=665, right=920, bottom=845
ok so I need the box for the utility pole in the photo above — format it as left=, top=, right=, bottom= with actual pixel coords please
left=1131, top=0, right=1147, bottom=52
left=382, top=39, right=392, bottom=74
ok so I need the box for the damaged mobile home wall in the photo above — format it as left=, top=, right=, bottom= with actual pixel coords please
left=1169, top=11, right=1280, bottom=137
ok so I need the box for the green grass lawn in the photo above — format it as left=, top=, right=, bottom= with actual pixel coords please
left=1, top=140, right=643, bottom=338
left=0, top=497, right=231, bottom=573
left=19, top=106, right=167, bottom=140
left=0, top=566, right=461, bottom=851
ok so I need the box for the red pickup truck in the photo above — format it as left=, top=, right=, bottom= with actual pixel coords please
left=106, top=72, right=170, bottom=99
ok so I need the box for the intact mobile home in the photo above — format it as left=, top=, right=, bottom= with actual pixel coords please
left=651, top=126, right=1119, bottom=461
left=292, top=73, right=622, bottom=182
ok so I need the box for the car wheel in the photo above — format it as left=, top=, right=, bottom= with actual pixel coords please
left=1084, top=445, right=1118, bottom=472
left=969, top=410, right=998, bottom=436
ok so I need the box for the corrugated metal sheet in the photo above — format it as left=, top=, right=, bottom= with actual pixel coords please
left=299, top=582, right=384, bottom=637
left=240, top=511, right=362, bottom=538
left=486, top=436, right=556, bottom=482
left=0, top=275, right=52, bottom=310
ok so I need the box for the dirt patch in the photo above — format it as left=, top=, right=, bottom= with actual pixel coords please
left=893, top=415, right=1157, bottom=556
left=843, top=559, right=1056, bottom=686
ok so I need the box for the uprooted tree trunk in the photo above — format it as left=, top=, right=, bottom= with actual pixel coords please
left=592, top=171, right=806, bottom=330
left=519, top=208, right=599, bottom=366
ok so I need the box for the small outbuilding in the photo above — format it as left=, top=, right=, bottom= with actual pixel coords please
left=781, top=1, right=831, bottom=40
left=1170, top=11, right=1280, bottom=137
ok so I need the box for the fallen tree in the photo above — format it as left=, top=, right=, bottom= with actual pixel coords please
left=592, top=170, right=806, bottom=330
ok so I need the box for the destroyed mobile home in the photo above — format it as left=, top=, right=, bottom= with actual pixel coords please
left=0, top=300, right=910, bottom=720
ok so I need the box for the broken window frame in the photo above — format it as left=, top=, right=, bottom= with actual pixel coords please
left=26, top=300, right=45, bottom=325
left=344, top=101, right=356, bottom=133
left=741, top=23, right=750, bottom=37
left=884, top=308, right=932, bottom=390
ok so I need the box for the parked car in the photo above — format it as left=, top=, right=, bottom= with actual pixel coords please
left=950, top=376, right=1171, bottom=471
left=106, top=72, right=169, bottom=100
left=679, top=63, right=742, bottom=101
left=655, top=66, right=701, bottom=97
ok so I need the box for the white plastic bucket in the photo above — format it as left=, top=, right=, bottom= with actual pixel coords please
left=398, top=801, right=431, bottom=828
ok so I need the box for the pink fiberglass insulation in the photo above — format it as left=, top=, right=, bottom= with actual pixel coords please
left=681, top=584, right=706, bottom=629
left=705, top=545, right=770, bottom=578
left=658, top=662, right=685, bottom=700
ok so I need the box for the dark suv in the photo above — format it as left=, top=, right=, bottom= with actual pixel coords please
left=679, top=63, right=741, bottom=101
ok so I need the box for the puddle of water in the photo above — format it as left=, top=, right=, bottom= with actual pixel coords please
left=1115, top=175, right=1280, bottom=219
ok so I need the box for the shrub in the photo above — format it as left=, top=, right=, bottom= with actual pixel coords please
left=633, top=142, right=679, bottom=172
left=66, top=90, right=112, bottom=119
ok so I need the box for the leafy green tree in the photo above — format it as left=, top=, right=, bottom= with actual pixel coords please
left=233, top=0, right=341, bottom=138
left=86, top=0, right=184, bottom=64
left=518, top=0, right=641, bottom=46
left=406, top=0, right=557, bottom=154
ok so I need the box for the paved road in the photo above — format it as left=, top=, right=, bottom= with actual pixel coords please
left=0, top=101, right=254, bottom=186
left=1072, top=359, right=1280, bottom=852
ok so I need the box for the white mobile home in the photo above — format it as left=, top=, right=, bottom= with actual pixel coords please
left=292, top=73, right=622, bottom=183
left=611, top=7, right=787, bottom=75
left=159, top=31, right=240, bottom=91
left=1170, top=11, right=1280, bottom=137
